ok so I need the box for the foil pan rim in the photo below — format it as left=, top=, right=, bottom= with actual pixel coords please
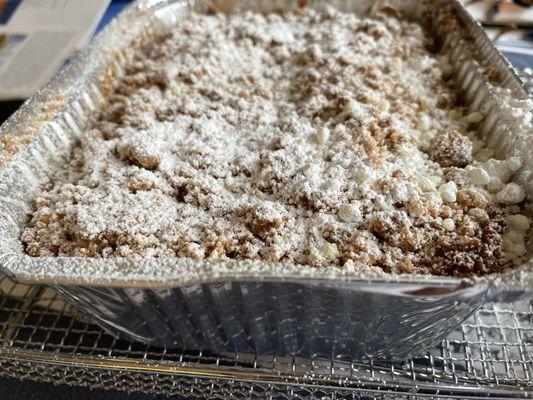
left=0, top=252, right=529, bottom=297
left=0, top=252, right=466, bottom=287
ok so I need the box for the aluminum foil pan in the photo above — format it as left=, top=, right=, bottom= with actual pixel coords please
left=0, top=0, right=531, bottom=358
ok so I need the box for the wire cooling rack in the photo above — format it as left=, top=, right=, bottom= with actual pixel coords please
left=0, top=274, right=532, bottom=399
left=0, top=70, right=532, bottom=400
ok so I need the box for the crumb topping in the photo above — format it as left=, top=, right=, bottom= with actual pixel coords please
left=21, top=7, right=530, bottom=276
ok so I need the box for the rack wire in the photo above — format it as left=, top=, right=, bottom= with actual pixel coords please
left=0, top=273, right=532, bottom=398
left=0, top=69, right=532, bottom=399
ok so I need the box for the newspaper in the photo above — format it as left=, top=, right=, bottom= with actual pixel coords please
left=0, top=0, right=111, bottom=100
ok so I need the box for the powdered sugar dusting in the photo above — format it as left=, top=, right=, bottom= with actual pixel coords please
left=20, top=6, right=530, bottom=277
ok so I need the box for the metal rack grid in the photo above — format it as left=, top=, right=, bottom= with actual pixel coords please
left=0, top=70, right=531, bottom=400
left=0, top=272, right=532, bottom=399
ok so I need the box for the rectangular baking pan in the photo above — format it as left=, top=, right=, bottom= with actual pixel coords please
left=0, top=0, right=531, bottom=359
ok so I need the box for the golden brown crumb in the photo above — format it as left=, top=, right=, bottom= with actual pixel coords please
left=21, top=7, right=529, bottom=277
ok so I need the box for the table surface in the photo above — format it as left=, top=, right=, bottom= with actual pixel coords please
left=1, top=1, right=532, bottom=398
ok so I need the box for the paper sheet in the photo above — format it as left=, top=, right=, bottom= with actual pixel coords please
left=0, top=0, right=110, bottom=100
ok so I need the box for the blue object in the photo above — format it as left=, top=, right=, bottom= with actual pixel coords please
left=0, top=0, right=21, bottom=24
left=95, top=0, right=132, bottom=35
left=503, top=51, right=533, bottom=70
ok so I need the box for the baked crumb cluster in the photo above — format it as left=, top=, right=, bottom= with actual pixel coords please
left=22, top=7, right=530, bottom=276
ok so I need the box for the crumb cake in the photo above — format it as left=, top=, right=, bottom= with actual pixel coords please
left=21, top=7, right=530, bottom=276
